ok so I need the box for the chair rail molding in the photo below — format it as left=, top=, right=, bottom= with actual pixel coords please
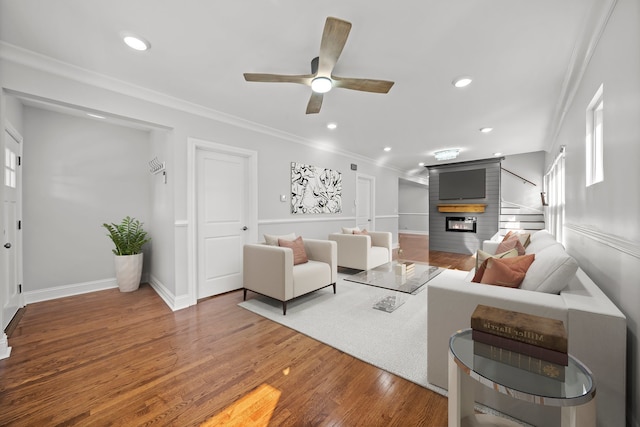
left=565, top=223, right=640, bottom=260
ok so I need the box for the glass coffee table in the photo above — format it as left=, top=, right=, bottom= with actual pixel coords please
left=344, top=260, right=444, bottom=312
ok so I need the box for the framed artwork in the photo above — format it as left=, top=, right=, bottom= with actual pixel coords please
left=291, top=162, right=342, bottom=214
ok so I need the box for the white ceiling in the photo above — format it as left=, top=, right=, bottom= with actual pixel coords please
left=0, top=0, right=599, bottom=174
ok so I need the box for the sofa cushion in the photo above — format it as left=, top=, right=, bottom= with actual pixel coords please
left=264, top=232, right=296, bottom=246
left=473, top=254, right=535, bottom=287
left=475, top=248, right=518, bottom=270
left=496, top=233, right=526, bottom=255
left=525, top=230, right=558, bottom=254
left=278, top=236, right=309, bottom=265
left=520, top=243, right=579, bottom=293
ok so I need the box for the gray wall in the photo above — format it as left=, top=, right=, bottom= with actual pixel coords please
left=547, top=0, right=640, bottom=424
left=501, top=151, right=545, bottom=209
left=22, top=107, right=151, bottom=291
left=398, top=178, right=429, bottom=234
left=428, top=159, right=500, bottom=254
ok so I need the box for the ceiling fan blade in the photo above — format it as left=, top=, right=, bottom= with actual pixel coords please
left=306, top=92, right=323, bottom=114
left=317, top=17, right=352, bottom=76
left=243, top=73, right=313, bottom=85
left=332, top=76, right=395, bottom=93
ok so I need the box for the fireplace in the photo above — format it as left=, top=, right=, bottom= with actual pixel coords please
left=446, top=216, right=477, bottom=233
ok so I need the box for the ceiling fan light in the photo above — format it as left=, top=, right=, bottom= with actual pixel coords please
left=311, top=77, right=333, bottom=93
left=434, top=149, right=460, bottom=161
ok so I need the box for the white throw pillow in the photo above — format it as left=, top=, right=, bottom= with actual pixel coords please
left=475, top=248, right=518, bottom=270
left=520, top=243, right=578, bottom=293
left=264, top=232, right=296, bottom=246
left=342, top=227, right=360, bottom=234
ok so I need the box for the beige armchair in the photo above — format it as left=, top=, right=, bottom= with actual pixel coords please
left=328, top=231, right=392, bottom=270
left=243, top=238, right=337, bottom=315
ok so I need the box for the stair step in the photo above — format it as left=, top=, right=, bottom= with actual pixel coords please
left=500, top=214, right=545, bottom=222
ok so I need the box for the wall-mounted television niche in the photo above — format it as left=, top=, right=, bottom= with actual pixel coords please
left=438, top=168, right=486, bottom=200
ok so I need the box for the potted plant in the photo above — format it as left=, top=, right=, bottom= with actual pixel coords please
left=102, top=216, right=151, bottom=292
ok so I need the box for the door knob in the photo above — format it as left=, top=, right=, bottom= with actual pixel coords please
left=4, top=243, right=11, bottom=249
left=242, top=226, right=248, bottom=231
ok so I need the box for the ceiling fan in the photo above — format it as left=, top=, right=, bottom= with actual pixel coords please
left=243, top=17, right=395, bottom=114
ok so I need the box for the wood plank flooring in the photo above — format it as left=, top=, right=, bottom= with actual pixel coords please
left=0, top=234, right=473, bottom=426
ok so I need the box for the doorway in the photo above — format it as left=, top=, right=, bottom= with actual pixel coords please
left=356, top=174, right=375, bottom=231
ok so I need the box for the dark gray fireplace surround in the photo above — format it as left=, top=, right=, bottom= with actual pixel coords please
left=427, top=158, right=500, bottom=255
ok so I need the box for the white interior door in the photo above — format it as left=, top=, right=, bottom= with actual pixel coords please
left=356, top=174, right=375, bottom=231
left=196, top=149, right=249, bottom=299
left=3, top=126, right=23, bottom=330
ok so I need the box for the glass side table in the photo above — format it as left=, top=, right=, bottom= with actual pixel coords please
left=448, top=329, right=596, bottom=427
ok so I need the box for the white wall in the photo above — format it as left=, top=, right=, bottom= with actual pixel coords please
left=0, top=50, right=402, bottom=308
left=548, top=0, right=640, bottom=425
left=22, top=107, right=151, bottom=293
left=501, top=151, right=544, bottom=209
left=398, top=178, right=428, bottom=233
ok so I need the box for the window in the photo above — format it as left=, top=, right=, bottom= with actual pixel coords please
left=586, top=85, right=604, bottom=186
left=4, top=147, right=17, bottom=188
left=544, top=147, right=566, bottom=244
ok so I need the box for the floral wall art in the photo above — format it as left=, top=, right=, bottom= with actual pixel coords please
left=291, top=162, right=342, bottom=214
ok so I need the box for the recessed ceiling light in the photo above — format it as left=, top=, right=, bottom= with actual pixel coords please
left=327, top=123, right=337, bottom=130
left=87, top=113, right=105, bottom=119
left=311, top=77, right=332, bottom=93
left=480, top=127, right=493, bottom=133
left=122, top=32, right=150, bottom=51
left=418, top=162, right=425, bottom=167
left=493, top=152, right=503, bottom=157
left=452, top=76, right=472, bottom=88
left=384, top=147, right=392, bottom=152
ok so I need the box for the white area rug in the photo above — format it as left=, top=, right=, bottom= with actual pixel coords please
left=238, top=272, right=445, bottom=394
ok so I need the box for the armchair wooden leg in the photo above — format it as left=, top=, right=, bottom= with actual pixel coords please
left=332, top=283, right=336, bottom=294
left=243, top=288, right=247, bottom=300
left=282, top=301, right=287, bottom=316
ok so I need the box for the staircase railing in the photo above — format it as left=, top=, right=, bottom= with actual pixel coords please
left=501, top=167, right=537, bottom=186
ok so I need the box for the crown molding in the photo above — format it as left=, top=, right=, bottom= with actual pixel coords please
left=0, top=41, right=402, bottom=174
left=565, top=223, right=640, bottom=260
left=545, top=0, right=618, bottom=152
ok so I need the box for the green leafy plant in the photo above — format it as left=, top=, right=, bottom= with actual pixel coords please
left=102, top=216, right=151, bottom=256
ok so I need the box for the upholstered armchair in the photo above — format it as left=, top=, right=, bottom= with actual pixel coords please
left=328, top=231, right=392, bottom=270
left=243, top=238, right=337, bottom=315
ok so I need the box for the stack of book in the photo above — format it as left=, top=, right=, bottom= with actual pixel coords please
left=470, top=305, right=568, bottom=381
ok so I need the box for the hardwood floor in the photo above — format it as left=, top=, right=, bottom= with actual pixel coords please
left=0, top=235, right=472, bottom=426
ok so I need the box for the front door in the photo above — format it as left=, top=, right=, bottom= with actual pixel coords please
left=196, top=148, right=250, bottom=299
left=2, top=125, right=23, bottom=330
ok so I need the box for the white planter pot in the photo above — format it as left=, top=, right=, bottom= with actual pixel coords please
left=114, top=253, right=144, bottom=292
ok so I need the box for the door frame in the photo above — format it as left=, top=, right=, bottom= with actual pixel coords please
left=187, top=138, right=258, bottom=306
left=356, top=173, right=375, bottom=230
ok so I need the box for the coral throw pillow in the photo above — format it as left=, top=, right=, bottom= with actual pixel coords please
left=496, top=233, right=526, bottom=256
left=473, top=254, right=535, bottom=288
left=353, top=229, right=368, bottom=235
left=278, top=236, right=309, bottom=265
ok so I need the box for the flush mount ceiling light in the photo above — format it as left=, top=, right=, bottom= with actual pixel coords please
left=327, top=122, right=337, bottom=130
left=452, top=76, right=472, bottom=88
left=480, top=127, right=493, bottom=133
left=384, top=147, right=392, bottom=152
left=311, top=77, right=333, bottom=93
left=434, top=149, right=460, bottom=161
left=122, top=32, right=151, bottom=51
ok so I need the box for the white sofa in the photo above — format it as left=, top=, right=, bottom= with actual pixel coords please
left=426, top=230, right=626, bottom=427
left=243, top=238, right=337, bottom=315
left=328, top=231, right=392, bottom=270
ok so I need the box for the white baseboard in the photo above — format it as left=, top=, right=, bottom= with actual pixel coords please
left=148, top=275, right=192, bottom=311
left=23, top=278, right=117, bottom=304
left=0, top=333, right=11, bottom=360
